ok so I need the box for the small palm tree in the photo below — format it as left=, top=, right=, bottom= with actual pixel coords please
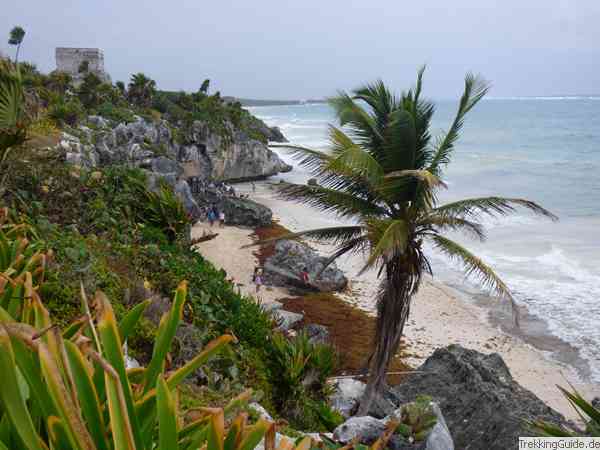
left=128, top=72, right=157, bottom=107
left=259, top=68, right=557, bottom=415
left=8, top=26, right=26, bottom=64
left=200, top=78, right=210, bottom=95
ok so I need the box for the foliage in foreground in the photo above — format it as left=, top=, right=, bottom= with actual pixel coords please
left=0, top=214, right=235, bottom=448
left=260, top=68, right=557, bottom=414
left=531, top=386, right=600, bottom=437
left=269, top=331, right=341, bottom=431
left=0, top=209, right=397, bottom=450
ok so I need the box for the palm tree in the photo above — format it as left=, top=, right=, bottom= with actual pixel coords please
left=256, top=68, right=557, bottom=415
left=128, top=72, right=157, bottom=107
left=200, top=78, right=210, bottom=95
left=8, top=26, right=26, bottom=64
left=0, top=59, right=28, bottom=193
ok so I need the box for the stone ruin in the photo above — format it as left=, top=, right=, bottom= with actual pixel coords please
left=55, top=47, right=111, bottom=83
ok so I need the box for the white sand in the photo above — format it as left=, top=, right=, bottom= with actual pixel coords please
left=192, top=182, right=597, bottom=421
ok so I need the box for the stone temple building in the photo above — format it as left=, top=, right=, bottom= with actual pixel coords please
left=55, top=47, right=111, bottom=83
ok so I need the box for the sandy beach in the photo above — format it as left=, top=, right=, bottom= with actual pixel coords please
left=192, top=181, right=597, bottom=421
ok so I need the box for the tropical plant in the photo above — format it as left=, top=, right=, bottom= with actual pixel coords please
left=530, top=386, right=600, bottom=437
left=394, top=395, right=438, bottom=443
left=0, top=268, right=236, bottom=449
left=47, top=95, right=85, bottom=126
left=131, top=178, right=191, bottom=242
left=200, top=79, right=210, bottom=95
left=268, top=331, right=337, bottom=429
left=128, top=73, right=157, bottom=108
left=255, top=68, right=557, bottom=414
left=8, top=26, right=26, bottom=64
left=0, top=59, right=27, bottom=156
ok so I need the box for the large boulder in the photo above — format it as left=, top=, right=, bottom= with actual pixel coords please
left=267, top=126, right=288, bottom=143
left=221, top=197, right=273, bottom=227
left=391, top=345, right=569, bottom=450
left=264, top=240, right=348, bottom=292
left=330, top=378, right=395, bottom=419
left=333, top=402, right=453, bottom=450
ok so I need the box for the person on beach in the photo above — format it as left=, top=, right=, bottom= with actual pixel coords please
left=251, top=182, right=256, bottom=193
left=219, top=210, right=226, bottom=227
left=300, top=267, right=310, bottom=285
left=253, top=266, right=263, bottom=293
left=206, top=208, right=217, bottom=228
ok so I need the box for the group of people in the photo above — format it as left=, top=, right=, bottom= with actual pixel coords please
left=205, top=204, right=225, bottom=227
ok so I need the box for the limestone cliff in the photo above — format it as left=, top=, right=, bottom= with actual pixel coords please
left=61, top=115, right=291, bottom=182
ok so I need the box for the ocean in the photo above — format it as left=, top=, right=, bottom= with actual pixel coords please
left=249, top=99, right=600, bottom=383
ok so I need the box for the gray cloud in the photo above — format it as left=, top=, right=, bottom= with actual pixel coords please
left=2, top=0, right=599, bottom=98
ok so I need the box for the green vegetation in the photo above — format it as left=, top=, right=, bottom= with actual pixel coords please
left=394, top=396, right=438, bottom=443
left=268, top=331, right=339, bottom=430
left=531, top=386, right=600, bottom=437
left=0, top=47, right=341, bottom=440
left=258, top=68, right=557, bottom=414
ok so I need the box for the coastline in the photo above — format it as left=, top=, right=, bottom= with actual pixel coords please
left=192, top=180, right=597, bottom=421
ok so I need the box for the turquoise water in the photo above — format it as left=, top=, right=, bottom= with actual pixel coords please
left=250, top=99, right=600, bottom=382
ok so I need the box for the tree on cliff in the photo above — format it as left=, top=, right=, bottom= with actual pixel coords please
left=257, top=68, right=557, bottom=414
left=8, top=26, right=25, bottom=64
left=200, top=78, right=210, bottom=95
left=128, top=72, right=156, bottom=107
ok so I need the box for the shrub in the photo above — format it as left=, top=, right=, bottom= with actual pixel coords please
left=394, top=395, right=438, bottom=443
left=268, top=331, right=337, bottom=430
left=130, top=178, right=190, bottom=243
left=96, top=101, right=136, bottom=124
left=47, top=95, right=84, bottom=126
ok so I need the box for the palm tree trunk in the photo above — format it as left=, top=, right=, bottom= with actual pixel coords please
left=357, top=255, right=415, bottom=416
left=15, top=44, right=21, bottom=65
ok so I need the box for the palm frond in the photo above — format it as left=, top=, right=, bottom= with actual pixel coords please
left=427, top=74, right=490, bottom=176
left=328, top=93, right=383, bottom=148
left=433, top=197, right=558, bottom=221
left=326, top=126, right=384, bottom=185
left=380, top=109, right=417, bottom=171
left=270, top=144, right=332, bottom=175
left=417, top=214, right=486, bottom=241
left=361, top=219, right=409, bottom=274
left=277, top=182, right=388, bottom=219
left=353, top=80, right=397, bottom=130
left=430, top=234, right=519, bottom=325
left=0, top=62, right=25, bottom=130
left=243, top=225, right=365, bottom=248
left=384, top=169, right=446, bottom=189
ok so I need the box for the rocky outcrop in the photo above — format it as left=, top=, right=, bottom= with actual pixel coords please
left=330, top=378, right=395, bottom=419
left=60, top=115, right=290, bottom=182
left=333, top=402, right=454, bottom=450
left=390, top=345, right=568, bottom=450
left=221, top=197, right=272, bottom=227
left=264, top=240, right=348, bottom=292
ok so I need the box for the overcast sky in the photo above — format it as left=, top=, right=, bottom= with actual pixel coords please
left=1, top=0, right=599, bottom=99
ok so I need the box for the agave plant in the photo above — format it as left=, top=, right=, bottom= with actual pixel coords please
left=530, top=386, right=600, bottom=437
left=131, top=178, right=191, bottom=242
left=0, top=219, right=236, bottom=450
